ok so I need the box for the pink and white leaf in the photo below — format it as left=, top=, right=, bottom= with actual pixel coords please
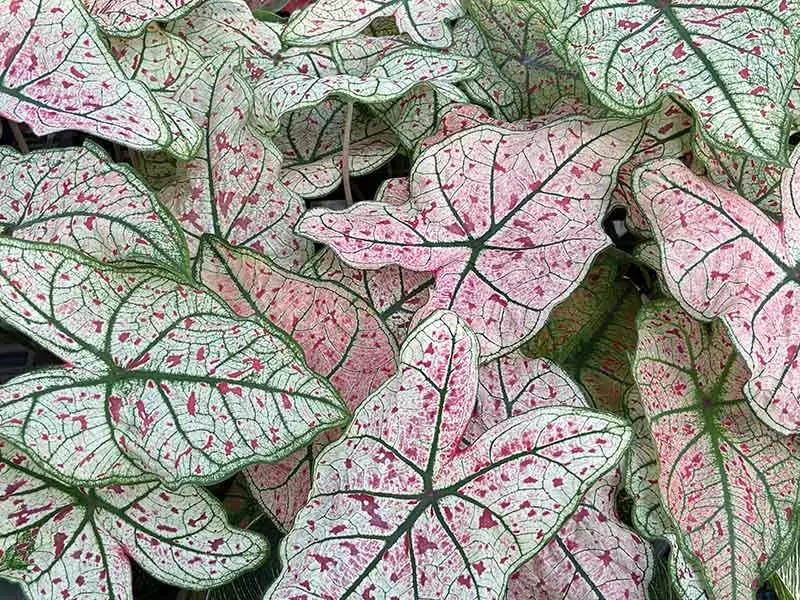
left=0, top=237, right=347, bottom=486
left=0, top=141, right=188, bottom=272
left=297, top=116, right=643, bottom=359
left=0, top=439, right=267, bottom=599
left=0, top=0, right=171, bottom=149
left=633, top=301, right=800, bottom=600
left=635, top=150, right=800, bottom=433
left=159, top=51, right=311, bottom=268
left=264, top=310, right=632, bottom=600
left=84, top=0, right=204, bottom=36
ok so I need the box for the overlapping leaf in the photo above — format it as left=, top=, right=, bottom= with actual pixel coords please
left=0, top=0, right=170, bottom=149
left=0, top=438, right=267, bottom=599
left=633, top=301, right=800, bottom=600
left=264, top=310, right=631, bottom=600
left=524, top=253, right=641, bottom=412
left=552, top=0, right=798, bottom=162
left=283, top=0, right=463, bottom=48
left=375, top=86, right=455, bottom=152
left=275, top=99, right=398, bottom=199
left=84, top=0, right=205, bottom=36
left=195, top=236, right=398, bottom=530
left=0, top=141, right=188, bottom=273
left=469, top=353, right=651, bottom=600
left=250, top=42, right=480, bottom=133
left=159, top=51, right=311, bottom=267
left=635, top=151, right=800, bottom=434
left=0, top=237, right=347, bottom=486
left=297, top=116, right=643, bottom=359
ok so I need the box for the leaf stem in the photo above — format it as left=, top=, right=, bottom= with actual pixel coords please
left=342, top=102, right=354, bottom=207
left=8, top=120, right=28, bottom=154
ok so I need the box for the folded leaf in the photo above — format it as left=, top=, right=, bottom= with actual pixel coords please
left=376, top=86, right=454, bottom=152
left=297, top=116, right=643, bottom=359
left=0, top=439, right=268, bottom=599
left=159, top=51, right=311, bottom=268
left=0, top=141, right=188, bottom=273
left=283, top=0, right=463, bottom=47
left=0, top=0, right=170, bottom=149
left=552, top=0, right=798, bottom=162
left=84, top=0, right=204, bottom=36
left=633, top=300, right=800, bottom=600
left=264, top=311, right=631, bottom=600
left=635, top=153, right=800, bottom=433
left=0, top=237, right=347, bottom=485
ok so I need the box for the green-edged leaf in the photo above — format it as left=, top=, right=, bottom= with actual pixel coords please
left=374, top=86, right=454, bottom=152
left=264, top=310, right=631, bottom=600
left=0, top=141, right=188, bottom=273
left=282, top=0, right=463, bottom=48
left=0, top=0, right=171, bottom=149
left=84, top=0, right=205, bottom=36
left=110, top=24, right=205, bottom=160
left=250, top=42, right=479, bottom=134
left=552, top=0, right=798, bottom=162
left=773, top=542, right=800, bottom=600
left=467, top=0, right=590, bottom=118
left=0, top=438, right=268, bottom=599
left=633, top=300, right=800, bottom=600
left=166, top=0, right=282, bottom=58
left=159, top=52, right=311, bottom=268
left=524, top=252, right=641, bottom=412
left=275, top=99, right=398, bottom=200
left=297, top=116, right=643, bottom=360
left=0, top=237, right=347, bottom=486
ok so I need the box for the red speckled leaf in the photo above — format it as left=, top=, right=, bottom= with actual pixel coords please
left=0, top=0, right=171, bottom=149
left=159, top=51, right=311, bottom=268
left=0, top=439, right=267, bottom=599
left=84, top=0, right=204, bottom=36
left=552, top=0, right=798, bottom=162
left=634, top=150, right=800, bottom=434
left=0, top=141, right=188, bottom=273
left=469, top=354, right=652, bottom=600
left=633, top=301, right=800, bottom=600
left=377, top=86, right=455, bottom=152
left=283, top=0, right=463, bottom=48
left=264, top=310, right=631, bottom=600
left=297, top=116, right=643, bottom=359
left=0, top=237, right=347, bottom=486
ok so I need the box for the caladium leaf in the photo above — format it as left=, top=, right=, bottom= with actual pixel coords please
left=524, top=253, right=642, bottom=412
left=250, top=43, right=479, bottom=133
left=0, top=141, right=188, bottom=273
left=264, top=310, right=632, bottom=600
left=276, top=99, right=398, bottom=200
left=634, top=152, right=800, bottom=434
left=0, top=0, right=171, bottom=149
left=282, top=0, right=463, bottom=48
left=469, top=354, right=651, bottom=600
left=84, top=0, right=205, bottom=36
left=633, top=300, right=800, bottom=600
left=159, top=52, right=311, bottom=268
left=375, top=86, right=455, bottom=152
left=552, top=0, right=798, bottom=162
left=167, top=0, right=282, bottom=58
left=0, top=439, right=268, bottom=599
left=0, top=237, right=347, bottom=486
left=297, top=116, right=643, bottom=359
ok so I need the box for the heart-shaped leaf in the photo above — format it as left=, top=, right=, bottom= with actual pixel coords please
left=524, top=252, right=642, bottom=412
left=194, top=236, right=398, bottom=530
left=84, top=0, right=205, bottom=36
left=283, top=0, right=463, bottom=48
left=633, top=300, right=800, bottom=600
left=297, top=116, right=643, bottom=359
left=264, top=310, right=631, bottom=600
left=1, top=0, right=170, bottom=149
left=0, top=237, right=347, bottom=486
left=159, top=51, right=311, bottom=268
left=0, top=438, right=268, bottom=599
left=0, top=141, right=188, bottom=273
left=469, top=353, right=652, bottom=600
left=552, top=0, right=798, bottom=162
left=634, top=151, right=800, bottom=434
left=276, top=99, right=398, bottom=200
